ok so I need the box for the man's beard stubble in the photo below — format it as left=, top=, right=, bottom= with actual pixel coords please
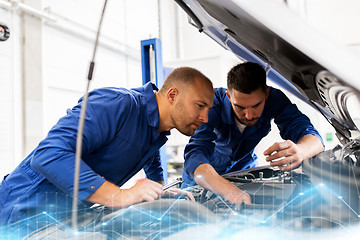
left=232, top=109, right=259, bottom=127
left=171, top=101, right=195, bottom=136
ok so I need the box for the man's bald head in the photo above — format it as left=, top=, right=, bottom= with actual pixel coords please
left=159, top=67, right=213, bottom=94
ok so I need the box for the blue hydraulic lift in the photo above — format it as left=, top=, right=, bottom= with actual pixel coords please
left=141, top=38, right=172, bottom=184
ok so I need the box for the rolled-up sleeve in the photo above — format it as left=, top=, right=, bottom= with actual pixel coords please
left=30, top=148, right=106, bottom=200
left=30, top=90, right=131, bottom=200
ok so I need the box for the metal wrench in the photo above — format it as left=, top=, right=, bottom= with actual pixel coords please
left=163, top=178, right=184, bottom=191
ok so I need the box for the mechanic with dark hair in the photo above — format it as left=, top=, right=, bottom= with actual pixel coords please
left=0, top=67, right=214, bottom=225
left=182, top=62, right=324, bottom=204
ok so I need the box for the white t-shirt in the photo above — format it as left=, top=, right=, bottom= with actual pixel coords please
left=234, top=118, right=246, bottom=133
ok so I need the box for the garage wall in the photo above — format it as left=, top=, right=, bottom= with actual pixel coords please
left=0, top=0, right=164, bottom=178
left=0, top=0, right=237, bottom=179
left=41, top=0, right=163, bottom=133
left=0, top=5, right=23, bottom=178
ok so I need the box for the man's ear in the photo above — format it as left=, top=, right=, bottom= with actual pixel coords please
left=225, top=90, right=231, bottom=101
left=265, top=86, right=270, bottom=100
left=225, top=90, right=230, bottom=99
left=167, top=87, right=179, bottom=104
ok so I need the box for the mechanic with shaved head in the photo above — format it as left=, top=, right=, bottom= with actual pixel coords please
left=0, top=67, right=214, bottom=226
left=182, top=62, right=324, bottom=204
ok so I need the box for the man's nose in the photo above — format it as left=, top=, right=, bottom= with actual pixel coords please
left=199, top=109, right=209, bottom=123
left=244, top=108, right=253, bottom=120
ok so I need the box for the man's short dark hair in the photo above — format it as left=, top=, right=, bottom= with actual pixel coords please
left=227, top=62, right=267, bottom=94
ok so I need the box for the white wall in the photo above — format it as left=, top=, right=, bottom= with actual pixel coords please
left=0, top=0, right=162, bottom=178
left=41, top=0, right=158, bottom=132
left=0, top=6, right=23, bottom=178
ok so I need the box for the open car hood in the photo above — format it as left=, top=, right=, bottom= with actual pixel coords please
left=175, top=0, right=360, bottom=144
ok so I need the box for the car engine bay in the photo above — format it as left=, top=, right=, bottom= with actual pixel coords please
left=23, top=142, right=360, bottom=239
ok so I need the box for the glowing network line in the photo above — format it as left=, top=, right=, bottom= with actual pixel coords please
left=262, top=193, right=302, bottom=223
left=41, top=211, right=67, bottom=227
left=214, top=194, right=266, bottom=224
left=159, top=197, right=183, bottom=219
left=106, top=197, right=200, bottom=227
left=259, top=181, right=360, bottom=227
left=216, top=195, right=238, bottom=215
left=338, top=197, right=360, bottom=217
left=271, top=216, right=349, bottom=233
left=87, top=205, right=134, bottom=227
left=123, top=205, right=162, bottom=220
left=261, top=183, right=321, bottom=223
left=252, top=177, right=275, bottom=195
left=149, top=230, right=161, bottom=240
left=4, top=177, right=360, bottom=239
left=317, top=183, right=360, bottom=217
left=103, top=230, right=130, bottom=239
left=350, top=164, right=360, bottom=198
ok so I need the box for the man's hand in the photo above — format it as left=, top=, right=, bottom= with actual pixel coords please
left=264, top=135, right=324, bottom=171
left=264, top=139, right=303, bottom=171
left=222, top=184, right=251, bottom=204
left=194, top=164, right=251, bottom=204
left=128, top=179, right=164, bottom=203
left=86, top=179, right=163, bottom=208
left=161, top=188, right=195, bottom=201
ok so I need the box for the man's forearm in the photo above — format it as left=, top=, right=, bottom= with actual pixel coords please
left=85, top=181, right=133, bottom=208
left=297, top=134, right=324, bottom=159
left=194, top=164, right=231, bottom=196
left=86, top=178, right=164, bottom=208
left=194, top=164, right=251, bottom=204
